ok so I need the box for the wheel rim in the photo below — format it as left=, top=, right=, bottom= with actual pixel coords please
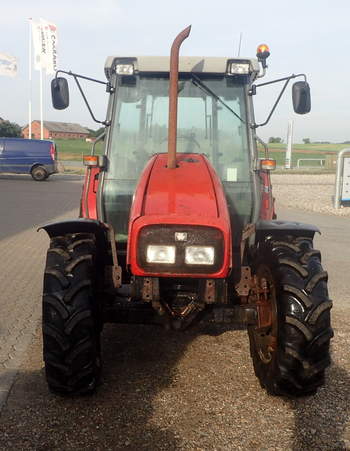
left=33, top=167, right=46, bottom=180
left=251, top=265, right=278, bottom=364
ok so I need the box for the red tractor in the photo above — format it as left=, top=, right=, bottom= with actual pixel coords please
left=42, top=27, right=332, bottom=396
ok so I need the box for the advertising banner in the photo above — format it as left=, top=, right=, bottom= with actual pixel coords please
left=32, top=19, right=58, bottom=74
left=32, top=20, right=44, bottom=70
left=40, top=18, right=58, bottom=74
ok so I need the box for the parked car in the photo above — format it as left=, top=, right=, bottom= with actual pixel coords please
left=0, top=138, right=58, bottom=181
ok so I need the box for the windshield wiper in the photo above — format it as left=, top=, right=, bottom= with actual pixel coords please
left=191, top=74, right=245, bottom=123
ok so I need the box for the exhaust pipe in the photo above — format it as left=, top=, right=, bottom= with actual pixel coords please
left=167, top=25, right=191, bottom=169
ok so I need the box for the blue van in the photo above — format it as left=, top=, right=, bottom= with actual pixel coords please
left=0, top=138, right=58, bottom=181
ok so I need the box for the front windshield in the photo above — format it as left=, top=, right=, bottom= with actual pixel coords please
left=108, top=75, right=250, bottom=182
left=103, top=74, right=253, bottom=240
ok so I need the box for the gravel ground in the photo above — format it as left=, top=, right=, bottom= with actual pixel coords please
left=0, top=316, right=349, bottom=451
left=272, top=173, right=350, bottom=216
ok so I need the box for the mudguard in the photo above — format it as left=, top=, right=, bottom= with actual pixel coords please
left=256, top=219, right=320, bottom=240
left=38, top=218, right=109, bottom=250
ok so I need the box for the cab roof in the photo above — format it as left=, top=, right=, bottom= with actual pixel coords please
left=104, top=56, right=260, bottom=80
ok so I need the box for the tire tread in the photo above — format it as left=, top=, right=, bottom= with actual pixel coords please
left=248, top=235, right=332, bottom=397
left=42, top=233, right=100, bottom=395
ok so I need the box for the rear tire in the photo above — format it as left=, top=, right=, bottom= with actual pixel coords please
left=248, top=235, right=333, bottom=397
left=42, top=233, right=101, bottom=395
left=31, top=165, right=48, bottom=181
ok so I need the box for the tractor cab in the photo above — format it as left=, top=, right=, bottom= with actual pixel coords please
left=101, top=56, right=258, bottom=243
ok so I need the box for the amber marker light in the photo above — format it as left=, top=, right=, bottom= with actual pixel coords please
left=83, top=155, right=100, bottom=167
left=260, top=158, right=276, bottom=171
left=257, top=44, right=270, bottom=57
left=256, top=44, right=270, bottom=69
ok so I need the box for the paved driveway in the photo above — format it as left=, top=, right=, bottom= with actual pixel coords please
left=0, top=175, right=82, bottom=406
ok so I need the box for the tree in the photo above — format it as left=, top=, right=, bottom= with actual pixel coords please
left=268, top=137, right=283, bottom=144
left=303, top=138, right=310, bottom=144
left=0, top=120, right=22, bottom=137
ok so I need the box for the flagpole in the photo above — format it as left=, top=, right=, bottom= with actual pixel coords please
left=28, top=18, right=32, bottom=139
left=40, top=64, right=43, bottom=140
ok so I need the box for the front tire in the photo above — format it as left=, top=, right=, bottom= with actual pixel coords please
left=42, top=233, right=101, bottom=395
left=248, top=235, right=333, bottom=396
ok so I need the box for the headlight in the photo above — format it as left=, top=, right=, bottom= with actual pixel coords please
left=146, top=245, right=176, bottom=264
left=185, top=246, right=215, bottom=265
left=138, top=225, right=223, bottom=274
left=229, top=62, right=250, bottom=75
left=115, top=63, right=134, bottom=75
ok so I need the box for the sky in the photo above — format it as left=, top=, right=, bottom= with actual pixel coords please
left=1, top=0, right=349, bottom=143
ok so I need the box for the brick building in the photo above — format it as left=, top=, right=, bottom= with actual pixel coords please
left=22, top=120, right=90, bottom=140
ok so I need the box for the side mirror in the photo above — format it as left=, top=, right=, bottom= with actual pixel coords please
left=292, top=81, right=311, bottom=114
left=51, top=77, right=69, bottom=110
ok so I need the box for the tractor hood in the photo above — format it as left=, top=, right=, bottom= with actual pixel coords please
left=127, top=153, right=232, bottom=278
left=142, top=153, right=220, bottom=217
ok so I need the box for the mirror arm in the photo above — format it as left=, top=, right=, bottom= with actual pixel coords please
left=251, top=73, right=307, bottom=129
left=55, top=70, right=111, bottom=126
left=253, top=78, right=291, bottom=129
left=55, top=70, right=107, bottom=86
left=254, top=73, right=306, bottom=89
left=91, top=131, right=106, bottom=155
left=72, top=75, right=110, bottom=126
left=254, top=134, right=269, bottom=159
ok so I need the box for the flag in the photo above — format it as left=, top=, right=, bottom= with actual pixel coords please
left=0, top=53, right=18, bottom=77
left=40, top=18, right=58, bottom=75
left=32, top=20, right=44, bottom=70
left=32, top=19, right=58, bottom=74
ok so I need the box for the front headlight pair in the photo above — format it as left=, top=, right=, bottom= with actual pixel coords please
left=146, top=245, right=215, bottom=265
left=138, top=225, right=223, bottom=273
